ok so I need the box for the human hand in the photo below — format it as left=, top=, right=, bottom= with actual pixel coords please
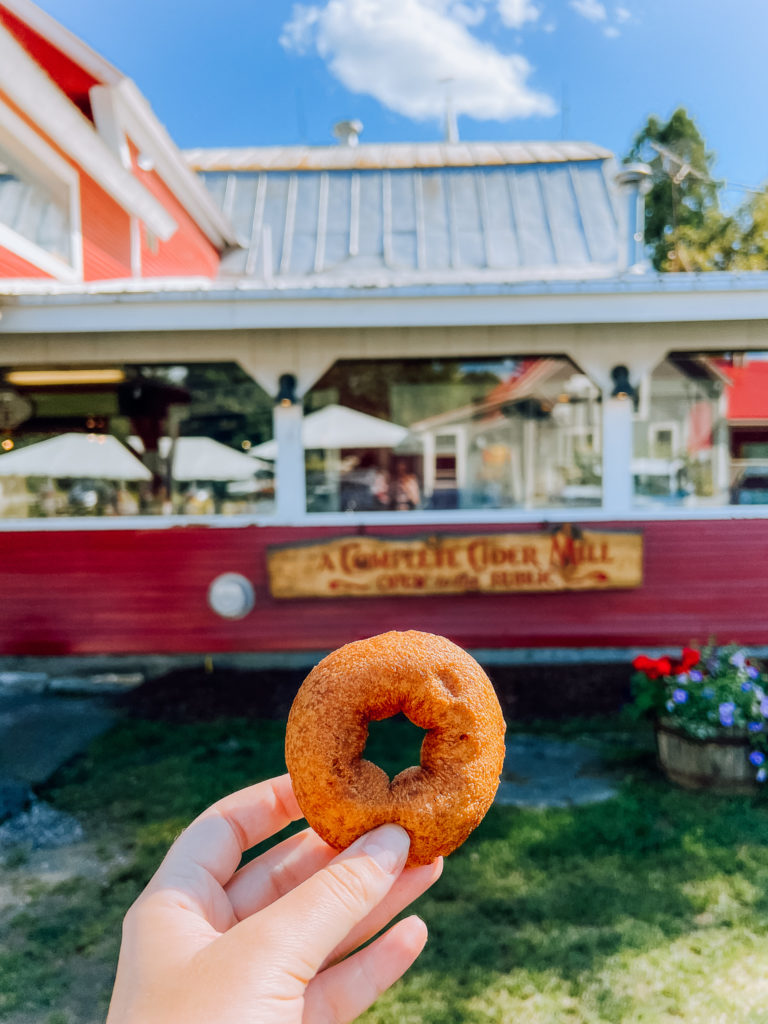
left=106, top=774, right=442, bottom=1024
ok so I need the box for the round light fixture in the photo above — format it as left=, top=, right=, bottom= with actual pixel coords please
left=207, top=573, right=255, bottom=620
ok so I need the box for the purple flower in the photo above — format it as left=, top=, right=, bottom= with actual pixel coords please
left=742, top=681, right=754, bottom=692
left=731, top=651, right=748, bottom=669
left=749, top=751, right=766, bottom=766
left=673, top=688, right=688, bottom=704
left=749, top=722, right=765, bottom=733
left=758, top=768, right=767, bottom=783
left=761, top=697, right=768, bottom=717
left=719, top=702, right=736, bottom=727
left=748, top=666, right=761, bottom=680
left=690, top=670, right=704, bottom=683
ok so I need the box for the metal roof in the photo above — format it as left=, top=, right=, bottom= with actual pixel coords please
left=184, top=140, right=613, bottom=173
left=188, top=141, right=625, bottom=286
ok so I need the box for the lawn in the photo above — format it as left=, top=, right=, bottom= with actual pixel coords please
left=3, top=709, right=768, bottom=1024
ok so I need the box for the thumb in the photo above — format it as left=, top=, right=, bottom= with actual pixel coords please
left=246, top=824, right=411, bottom=981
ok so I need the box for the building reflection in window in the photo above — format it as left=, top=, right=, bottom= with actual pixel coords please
left=304, top=356, right=603, bottom=512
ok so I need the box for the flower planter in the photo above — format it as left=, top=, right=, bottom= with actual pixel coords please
left=655, top=720, right=758, bottom=795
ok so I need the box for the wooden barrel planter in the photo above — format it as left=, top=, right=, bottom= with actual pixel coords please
left=655, top=720, right=758, bottom=795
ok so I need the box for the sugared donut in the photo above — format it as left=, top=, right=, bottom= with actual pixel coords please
left=285, top=630, right=506, bottom=866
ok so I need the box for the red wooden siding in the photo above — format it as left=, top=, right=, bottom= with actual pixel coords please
left=1, top=519, right=767, bottom=656
left=129, top=140, right=219, bottom=279
left=79, top=171, right=133, bottom=279
left=0, top=245, right=52, bottom=277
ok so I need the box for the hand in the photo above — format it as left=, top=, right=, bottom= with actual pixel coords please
left=107, top=774, right=442, bottom=1024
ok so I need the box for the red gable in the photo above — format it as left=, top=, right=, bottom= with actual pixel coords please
left=0, top=7, right=101, bottom=119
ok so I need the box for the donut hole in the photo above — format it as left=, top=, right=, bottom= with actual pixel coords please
left=363, top=712, right=427, bottom=781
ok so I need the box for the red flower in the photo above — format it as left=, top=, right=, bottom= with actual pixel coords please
left=677, top=647, right=701, bottom=673
left=633, top=655, right=673, bottom=679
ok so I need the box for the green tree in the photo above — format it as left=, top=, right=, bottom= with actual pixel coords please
left=625, top=107, right=732, bottom=271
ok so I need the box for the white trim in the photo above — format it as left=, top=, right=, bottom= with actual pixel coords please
left=2, top=504, right=768, bottom=532
left=112, top=80, right=238, bottom=249
left=0, top=223, right=79, bottom=281
left=0, top=0, right=123, bottom=85
left=0, top=97, right=82, bottom=279
left=3, top=277, right=768, bottom=334
left=0, top=24, right=177, bottom=240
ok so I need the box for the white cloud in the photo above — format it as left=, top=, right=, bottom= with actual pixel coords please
left=570, top=0, right=606, bottom=22
left=281, top=0, right=556, bottom=123
left=615, top=6, right=631, bottom=21
left=603, top=24, right=619, bottom=36
left=450, top=1, right=488, bottom=26
left=497, top=0, right=541, bottom=30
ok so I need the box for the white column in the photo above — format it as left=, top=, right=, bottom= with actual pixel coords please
left=602, top=394, right=634, bottom=514
left=273, top=401, right=306, bottom=521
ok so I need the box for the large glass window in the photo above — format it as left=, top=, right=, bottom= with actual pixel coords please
left=0, top=363, right=274, bottom=518
left=304, top=356, right=603, bottom=512
left=632, top=352, right=768, bottom=508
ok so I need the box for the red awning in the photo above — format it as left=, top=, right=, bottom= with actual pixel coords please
left=723, top=361, right=768, bottom=422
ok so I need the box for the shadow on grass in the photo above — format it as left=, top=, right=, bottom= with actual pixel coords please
left=6, top=714, right=768, bottom=1023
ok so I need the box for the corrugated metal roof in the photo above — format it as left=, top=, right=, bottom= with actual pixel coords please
left=184, top=140, right=612, bottom=173
left=191, top=143, right=624, bottom=285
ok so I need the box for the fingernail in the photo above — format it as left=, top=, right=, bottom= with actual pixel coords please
left=358, top=824, right=410, bottom=873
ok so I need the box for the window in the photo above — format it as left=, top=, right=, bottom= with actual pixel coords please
left=0, top=363, right=274, bottom=519
left=304, top=355, right=603, bottom=512
left=0, top=99, right=81, bottom=278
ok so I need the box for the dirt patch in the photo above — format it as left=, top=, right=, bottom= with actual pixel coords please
left=117, top=661, right=632, bottom=723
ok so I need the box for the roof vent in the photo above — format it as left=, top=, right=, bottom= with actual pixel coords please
left=333, top=120, right=363, bottom=147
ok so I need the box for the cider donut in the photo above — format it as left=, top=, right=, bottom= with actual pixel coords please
left=285, top=630, right=506, bottom=866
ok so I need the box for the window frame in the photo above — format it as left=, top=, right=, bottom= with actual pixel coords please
left=0, top=99, right=82, bottom=281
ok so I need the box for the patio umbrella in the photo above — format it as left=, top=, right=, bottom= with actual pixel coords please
left=0, top=433, right=152, bottom=480
left=251, top=404, right=411, bottom=459
left=158, top=437, right=272, bottom=481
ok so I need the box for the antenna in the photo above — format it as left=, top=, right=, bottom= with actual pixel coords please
left=649, top=141, right=708, bottom=184
left=440, top=77, right=458, bottom=143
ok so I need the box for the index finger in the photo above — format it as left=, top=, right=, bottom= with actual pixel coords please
left=155, top=774, right=304, bottom=889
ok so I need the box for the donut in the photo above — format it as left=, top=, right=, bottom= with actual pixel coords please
left=285, top=630, right=506, bottom=866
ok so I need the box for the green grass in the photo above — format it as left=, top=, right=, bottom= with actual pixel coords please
left=3, top=713, right=768, bottom=1022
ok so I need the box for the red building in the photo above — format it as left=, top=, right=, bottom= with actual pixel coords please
left=2, top=0, right=768, bottom=661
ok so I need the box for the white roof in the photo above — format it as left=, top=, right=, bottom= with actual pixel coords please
left=0, top=433, right=152, bottom=480
left=252, top=404, right=410, bottom=458
left=160, top=436, right=271, bottom=481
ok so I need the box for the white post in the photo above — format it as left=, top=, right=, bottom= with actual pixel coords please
left=273, top=400, right=306, bottom=521
left=602, top=394, right=634, bottom=514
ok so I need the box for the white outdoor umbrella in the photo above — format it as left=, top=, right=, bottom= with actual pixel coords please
left=251, top=404, right=411, bottom=459
left=0, top=433, right=152, bottom=480
left=162, top=436, right=272, bottom=481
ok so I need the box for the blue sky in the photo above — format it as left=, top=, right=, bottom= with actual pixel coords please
left=40, top=0, right=768, bottom=209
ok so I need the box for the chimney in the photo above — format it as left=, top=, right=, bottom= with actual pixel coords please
left=615, top=163, right=652, bottom=273
left=333, top=120, right=363, bottom=147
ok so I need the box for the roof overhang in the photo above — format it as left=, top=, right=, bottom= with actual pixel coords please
left=0, top=0, right=238, bottom=250
left=1, top=272, right=768, bottom=335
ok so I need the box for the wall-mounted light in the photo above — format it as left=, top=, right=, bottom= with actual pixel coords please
left=275, top=373, right=297, bottom=408
left=610, top=365, right=637, bottom=403
left=207, top=573, right=255, bottom=620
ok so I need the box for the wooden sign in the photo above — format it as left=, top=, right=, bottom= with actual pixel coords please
left=267, top=525, right=643, bottom=599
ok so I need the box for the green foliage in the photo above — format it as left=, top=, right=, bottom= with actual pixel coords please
left=625, top=106, right=768, bottom=273
left=625, top=107, right=729, bottom=271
